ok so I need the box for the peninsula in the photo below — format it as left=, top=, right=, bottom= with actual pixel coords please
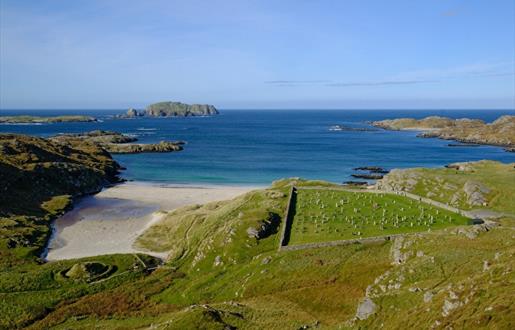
left=51, top=130, right=184, bottom=154
left=119, top=101, right=219, bottom=118
left=372, top=115, right=515, bottom=150
left=0, top=115, right=97, bottom=124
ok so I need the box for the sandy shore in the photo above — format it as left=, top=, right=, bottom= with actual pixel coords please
left=46, top=182, right=260, bottom=261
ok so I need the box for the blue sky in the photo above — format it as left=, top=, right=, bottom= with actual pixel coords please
left=0, top=0, right=514, bottom=109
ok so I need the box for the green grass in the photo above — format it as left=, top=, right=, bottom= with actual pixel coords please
left=1, top=174, right=514, bottom=329
left=378, top=160, right=515, bottom=214
left=289, top=189, right=469, bottom=245
left=0, top=253, right=160, bottom=329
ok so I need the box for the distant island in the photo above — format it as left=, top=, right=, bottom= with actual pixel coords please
left=372, top=115, right=515, bottom=151
left=119, top=101, right=219, bottom=118
left=0, top=115, right=96, bottom=124
left=51, top=130, right=184, bottom=154
left=329, top=124, right=378, bottom=132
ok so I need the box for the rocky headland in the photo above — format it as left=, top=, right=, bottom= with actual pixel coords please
left=372, top=115, right=515, bottom=150
left=0, top=115, right=97, bottom=124
left=51, top=130, right=184, bottom=154
left=0, top=133, right=121, bottom=258
left=118, top=101, right=219, bottom=118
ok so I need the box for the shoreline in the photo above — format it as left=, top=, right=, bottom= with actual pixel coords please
left=116, top=180, right=267, bottom=189
left=45, top=181, right=259, bottom=261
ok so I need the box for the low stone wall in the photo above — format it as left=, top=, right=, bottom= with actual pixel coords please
left=277, top=185, right=475, bottom=252
left=278, top=186, right=296, bottom=250
left=280, top=233, right=407, bottom=252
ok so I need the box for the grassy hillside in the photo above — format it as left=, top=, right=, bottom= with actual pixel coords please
left=377, top=160, right=515, bottom=215
left=0, top=134, right=167, bottom=329
left=32, top=176, right=507, bottom=329
left=1, top=137, right=513, bottom=329
left=0, top=253, right=160, bottom=329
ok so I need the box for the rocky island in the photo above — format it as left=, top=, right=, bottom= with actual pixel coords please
left=118, top=101, right=219, bottom=118
left=51, top=130, right=184, bottom=154
left=372, top=115, right=515, bottom=151
left=0, top=115, right=97, bottom=124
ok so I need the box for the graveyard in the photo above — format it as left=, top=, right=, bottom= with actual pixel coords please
left=288, top=188, right=470, bottom=245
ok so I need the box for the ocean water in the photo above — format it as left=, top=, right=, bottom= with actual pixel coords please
left=1, top=109, right=514, bottom=185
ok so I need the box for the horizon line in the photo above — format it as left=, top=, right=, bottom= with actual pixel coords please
left=1, top=108, right=514, bottom=111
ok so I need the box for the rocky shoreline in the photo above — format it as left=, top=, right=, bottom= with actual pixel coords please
left=329, top=125, right=378, bottom=132
left=51, top=130, right=184, bottom=154
left=372, top=115, right=515, bottom=151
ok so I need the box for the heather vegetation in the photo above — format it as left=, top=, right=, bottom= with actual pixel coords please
left=0, top=133, right=513, bottom=329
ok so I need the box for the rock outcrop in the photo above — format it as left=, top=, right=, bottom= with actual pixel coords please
left=329, top=125, right=378, bottom=132
left=104, top=141, right=183, bottom=154
left=463, top=181, right=490, bottom=207
left=246, top=212, right=281, bottom=239
left=355, top=297, right=377, bottom=320
left=52, top=130, right=137, bottom=144
left=126, top=108, right=142, bottom=117
left=51, top=130, right=184, bottom=154
left=372, top=115, right=515, bottom=150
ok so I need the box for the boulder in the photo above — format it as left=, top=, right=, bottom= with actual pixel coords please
left=246, top=212, right=281, bottom=240
left=355, top=297, right=377, bottom=320
left=463, top=181, right=490, bottom=206
left=126, top=108, right=141, bottom=117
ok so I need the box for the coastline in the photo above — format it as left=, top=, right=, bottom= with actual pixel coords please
left=45, top=181, right=260, bottom=261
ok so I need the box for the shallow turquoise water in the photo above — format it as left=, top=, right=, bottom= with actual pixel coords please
left=1, top=109, right=513, bottom=185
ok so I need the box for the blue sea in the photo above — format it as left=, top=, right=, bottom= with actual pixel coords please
left=1, top=109, right=514, bottom=185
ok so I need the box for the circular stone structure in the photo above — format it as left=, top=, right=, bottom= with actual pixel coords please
left=62, top=262, right=110, bottom=282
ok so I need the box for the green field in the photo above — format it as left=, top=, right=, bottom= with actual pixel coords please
left=289, top=188, right=470, bottom=245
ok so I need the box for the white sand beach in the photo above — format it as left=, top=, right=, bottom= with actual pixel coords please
left=46, top=182, right=259, bottom=261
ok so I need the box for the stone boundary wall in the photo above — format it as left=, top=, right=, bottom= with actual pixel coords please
left=280, top=233, right=407, bottom=252
left=278, top=185, right=474, bottom=252
left=278, top=186, right=296, bottom=250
